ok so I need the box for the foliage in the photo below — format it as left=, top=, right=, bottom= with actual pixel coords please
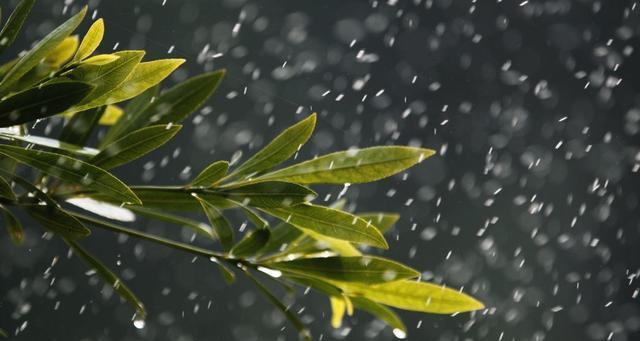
left=0, top=2, right=484, bottom=339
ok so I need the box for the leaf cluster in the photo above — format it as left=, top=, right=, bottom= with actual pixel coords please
left=0, top=2, right=483, bottom=339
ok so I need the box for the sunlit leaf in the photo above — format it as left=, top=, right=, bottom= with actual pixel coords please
left=0, top=130, right=99, bottom=156
left=266, top=256, right=419, bottom=284
left=358, top=212, right=400, bottom=234
left=0, top=6, right=86, bottom=94
left=331, top=280, right=485, bottom=314
left=80, top=54, right=119, bottom=65
left=227, top=114, right=316, bottom=180
left=330, top=296, right=346, bottom=328
left=73, top=18, right=104, bottom=62
left=190, top=160, right=228, bottom=187
left=0, top=176, right=16, bottom=201
left=230, top=228, right=270, bottom=258
left=101, top=70, right=224, bottom=144
left=44, top=35, right=78, bottom=67
left=261, top=204, right=388, bottom=249
left=65, top=197, right=135, bottom=222
left=197, top=196, right=234, bottom=251
left=91, top=124, right=181, bottom=169
left=0, top=145, right=141, bottom=204
left=0, top=204, right=23, bottom=245
left=98, top=104, right=123, bottom=125
left=254, top=146, right=435, bottom=184
left=0, top=0, right=36, bottom=54
left=64, top=238, right=146, bottom=320
left=0, top=81, right=93, bottom=127
left=350, top=296, right=406, bottom=333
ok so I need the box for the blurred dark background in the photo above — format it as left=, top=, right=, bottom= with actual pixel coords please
left=2, top=0, right=640, bottom=340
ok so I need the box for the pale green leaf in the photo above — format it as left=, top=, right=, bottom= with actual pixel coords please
left=227, top=113, right=316, bottom=180
left=261, top=204, right=388, bottom=249
left=0, top=81, right=93, bottom=127
left=91, top=124, right=181, bottom=169
left=73, top=18, right=104, bottom=62
left=0, top=6, right=87, bottom=94
left=0, top=204, right=23, bottom=245
left=330, top=296, right=346, bottom=328
left=254, top=146, right=436, bottom=184
left=64, top=238, right=146, bottom=319
left=0, top=145, right=141, bottom=204
left=0, top=0, right=36, bottom=54
left=190, top=160, right=228, bottom=187
left=332, top=280, right=485, bottom=314
left=266, top=256, right=419, bottom=284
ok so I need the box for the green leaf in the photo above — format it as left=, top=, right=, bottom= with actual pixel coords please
left=0, top=0, right=36, bottom=54
left=0, top=204, right=23, bottom=245
left=350, top=296, right=406, bottom=333
left=91, top=124, right=181, bottom=170
left=197, top=197, right=234, bottom=251
left=0, top=131, right=99, bottom=156
left=332, top=280, right=484, bottom=314
left=26, top=204, right=90, bottom=239
left=0, top=327, right=7, bottom=338
left=73, top=18, right=104, bottom=62
left=358, top=212, right=400, bottom=234
left=87, top=187, right=232, bottom=211
left=83, top=58, right=185, bottom=110
left=256, top=221, right=303, bottom=257
left=261, top=204, right=388, bottom=249
left=266, top=256, right=419, bottom=284
left=0, top=145, right=141, bottom=204
left=59, top=106, right=105, bottom=146
left=44, top=35, right=78, bottom=67
left=220, top=181, right=315, bottom=208
left=253, top=146, right=436, bottom=185
left=129, top=206, right=214, bottom=240
left=0, top=176, right=15, bottom=201
left=66, top=50, right=144, bottom=109
left=101, top=70, right=224, bottom=144
left=211, top=258, right=236, bottom=284
left=190, top=160, right=228, bottom=187
left=0, top=6, right=87, bottom=94
left=230, top=228, right=270, bottom=258
left=0, top=81, right=93, bottom=127
left=300, top=230, right=362, bottom=257
left=245, top=270, right=311, bottom=341
left=64, top=238, right=146, bottom=319
left=227, top=114, right=316, bottom=180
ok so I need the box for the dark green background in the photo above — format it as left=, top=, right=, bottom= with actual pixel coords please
left=2, top=0, right=640, bottom=340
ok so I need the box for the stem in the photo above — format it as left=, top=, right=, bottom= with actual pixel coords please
left=68, top=211, right=249, bottom=267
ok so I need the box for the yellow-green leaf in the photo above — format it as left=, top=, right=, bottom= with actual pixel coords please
left=91, top=124, right=181, bottom=170
left=230, top=228, right=270, bottom=258
left=266, top=256, right=419, bottom=284
left=219, top=181, right=316, bottom=208
left=99, top=104, right=123, bottom=125
left=0, top=131, right=99, bottom=156
left=358, top=212, right=400, bottom=234
left=261, top=204, right=388, bottom=249
left=350, top=296, right=407, bottom=333
left=0, top=205, right=23, bottom=245
left=227, top=113, right=316, bottom=180
left=254, top=146, right=436, bottom=184
left=332, top=280, right=484, bottom=314
left=0, top=6, right=87, bottom=94
left=0, top=145, right=141, bottom=205
left=44, top=35, right=78, bottom=67
left=81, top=53, right=119, bottom=65
left=190, top=160, right=228, bottom=187
left=73, top=18, right=104, bottom=62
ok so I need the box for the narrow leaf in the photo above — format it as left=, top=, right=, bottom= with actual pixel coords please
left=0, top=145, right=141, bottom=204
left=59, top=106, right=105, bottom=146
left=228, top=114, right=316, bottom=180
left=266, top=256, right=419, bottom=284
left=0, top=81, right=93, bottom=127
left=190, top=160, right=228, bottom=187
left=0, top=6, right=87, bottom=94
left=197, top=197, right=234, bottom=251
left=102, top=70, right=224, bottom=143
left=332, top=280, right=485, bottom=314
left=254, top=146, right=436, bottom=184
left=256, top=221, right=303, bottom=257
left=0, top=205, right=23, bottom=245
left=0, top=176, right=15, bottom=201
left=0, top=0, right=36, bottom=54
left=330, top=296, right=346, bottom=328
left=220, top=181, right=316, bottom=208
left=64, top=238, right=146, bottom=319
left=44, top=35, right=78, bottom=67
left=129, top=206, right=214, bottom=240
left=350, top=296, right=407, bottom=333
left=91, top=124, right=181, bottom=169
left=0, top=131, right=99, bottom=156
left=73, top=18, right=104, bottom=62
left=230, top=228, right=270, bottom=258
left=357, top=213, right=400, bottom=234
left=261, top=204, right=388, bottom=249
left=211, top=258, right=236, bottom=284
left=26, top=204, right=90, bottom=239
